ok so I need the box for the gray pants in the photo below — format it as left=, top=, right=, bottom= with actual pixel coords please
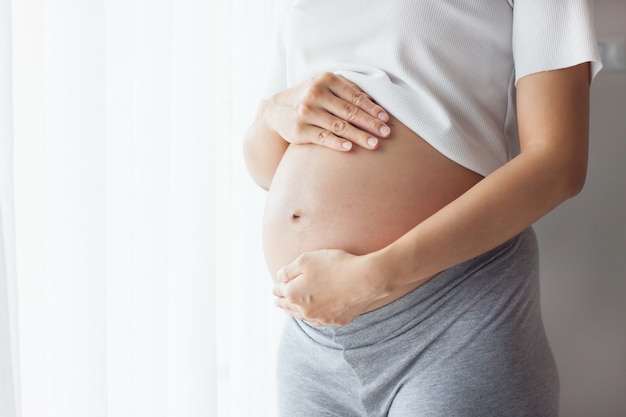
left=277, top=228, right=559, bottom=416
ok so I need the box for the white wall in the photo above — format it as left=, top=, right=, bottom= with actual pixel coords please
left=536, top=1, right=626, bottom=416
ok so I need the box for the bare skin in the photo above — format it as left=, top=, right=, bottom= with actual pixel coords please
left=244, top=64, right=591, bottom=327
left=262, top=113, right=483, bottom=314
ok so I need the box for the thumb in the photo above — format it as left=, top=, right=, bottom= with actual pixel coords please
left=276, top=262, right=301, bottom=284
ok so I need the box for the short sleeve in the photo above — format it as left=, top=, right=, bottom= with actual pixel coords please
left=260, top=0, right=291, bottom=99
left=512, top=0, right=603, bottom=85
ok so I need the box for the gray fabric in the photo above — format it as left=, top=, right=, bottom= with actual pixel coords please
left=277, top=228, right=559, bottom=417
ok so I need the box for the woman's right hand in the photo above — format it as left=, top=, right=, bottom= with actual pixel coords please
left=264, top=72, right=391, bottom=151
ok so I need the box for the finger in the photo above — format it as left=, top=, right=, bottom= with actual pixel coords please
left=333, top=74, right=387, bottom=117
left=287, top=104, right=352, bottom=151
left=303, top=113, right=381, bottom=150
left=330, top=79, right=390, bottom=124
left=306, top=73, right=390, bottom=136
left=281, top=262, right=303, bottom=283
left=274, top=298, right=301, bottom=318
left=335, top=73, right=363, bottom=91
left=274, top=296, right=287, bottom=309
left=326, top=94, right=391, bottom=139
left=272, top=281, right=286, bottom=297
left=273, top=267, right=286, bottom=284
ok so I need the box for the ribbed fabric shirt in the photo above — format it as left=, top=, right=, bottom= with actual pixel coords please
left=264, top=0, right=602, bottom=176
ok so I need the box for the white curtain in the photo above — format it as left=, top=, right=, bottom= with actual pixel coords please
left=11, top=0, right=217, bottom=416
left=6, top=0, right=285, bottom=416
left=1, top=0, right=19, bottom=415
left=219, top=0, right=286, bottom=415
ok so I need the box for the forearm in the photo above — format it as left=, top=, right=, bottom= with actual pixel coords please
left=369, top=63, right=591, bottom=296
left=270, top=58, right=592, bottom=328
left=372, top=145, right=587, bottom=294
left=243, top=99, right=289, bottom=191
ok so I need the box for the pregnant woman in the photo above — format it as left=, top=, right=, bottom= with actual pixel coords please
left=244, top=0, right=602, bottom=415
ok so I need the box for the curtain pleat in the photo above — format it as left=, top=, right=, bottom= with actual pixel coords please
left=0, top=0, right=19, bottom=415
left=44, top=1, right=107, bottom=414
left=0, top=216, right=17, bottom=417
left=104, top=1, right=137, bottom=414
left=12, top=0, right=216, bottom=416
left=223, top=1, right=287, bottom=416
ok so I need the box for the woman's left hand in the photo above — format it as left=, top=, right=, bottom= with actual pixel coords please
left=272, top=249, right=384, bottom=326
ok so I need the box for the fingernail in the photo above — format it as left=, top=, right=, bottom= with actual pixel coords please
left=379, top=125, right=390, bottom=136
left=367, top=137, right=378, bottom=148
left=378, top=112, right=389, bottom=122
left=342, top=141, right=352, bottom=150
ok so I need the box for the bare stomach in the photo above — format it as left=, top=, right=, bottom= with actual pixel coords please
left=262, top=116, right=483, bottom=312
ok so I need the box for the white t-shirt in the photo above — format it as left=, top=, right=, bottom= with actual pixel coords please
left=264, top=0, right=602, bottom=176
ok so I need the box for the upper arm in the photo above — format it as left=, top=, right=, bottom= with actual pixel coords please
left=515, top=62, right=592, bottom=193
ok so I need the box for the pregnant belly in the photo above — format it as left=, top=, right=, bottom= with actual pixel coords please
left=262, top=116, right=483, bottom=309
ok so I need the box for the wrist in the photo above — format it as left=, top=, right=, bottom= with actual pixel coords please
left=259, top=97, right=290, bottom=143
left=243, top=99, right=290, bottom=190
left=364, top=239, right=425, bottom=297
left=362, top=247, right=402, bottom=300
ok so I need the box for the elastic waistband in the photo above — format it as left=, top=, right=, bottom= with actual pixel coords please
left=295, top=227, right=537, bottom=350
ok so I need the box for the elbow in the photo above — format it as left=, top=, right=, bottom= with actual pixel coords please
left=253, top=176, right=271, bottom=192
left=560, top=161, right=588, bottom=199
left=568, top=172, right=586, bottom=198
left=563, top=175, right=585, bottom=199
left=529, top=141, right=589, bottom=200
left=243, top=134, right=274, bottom=191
